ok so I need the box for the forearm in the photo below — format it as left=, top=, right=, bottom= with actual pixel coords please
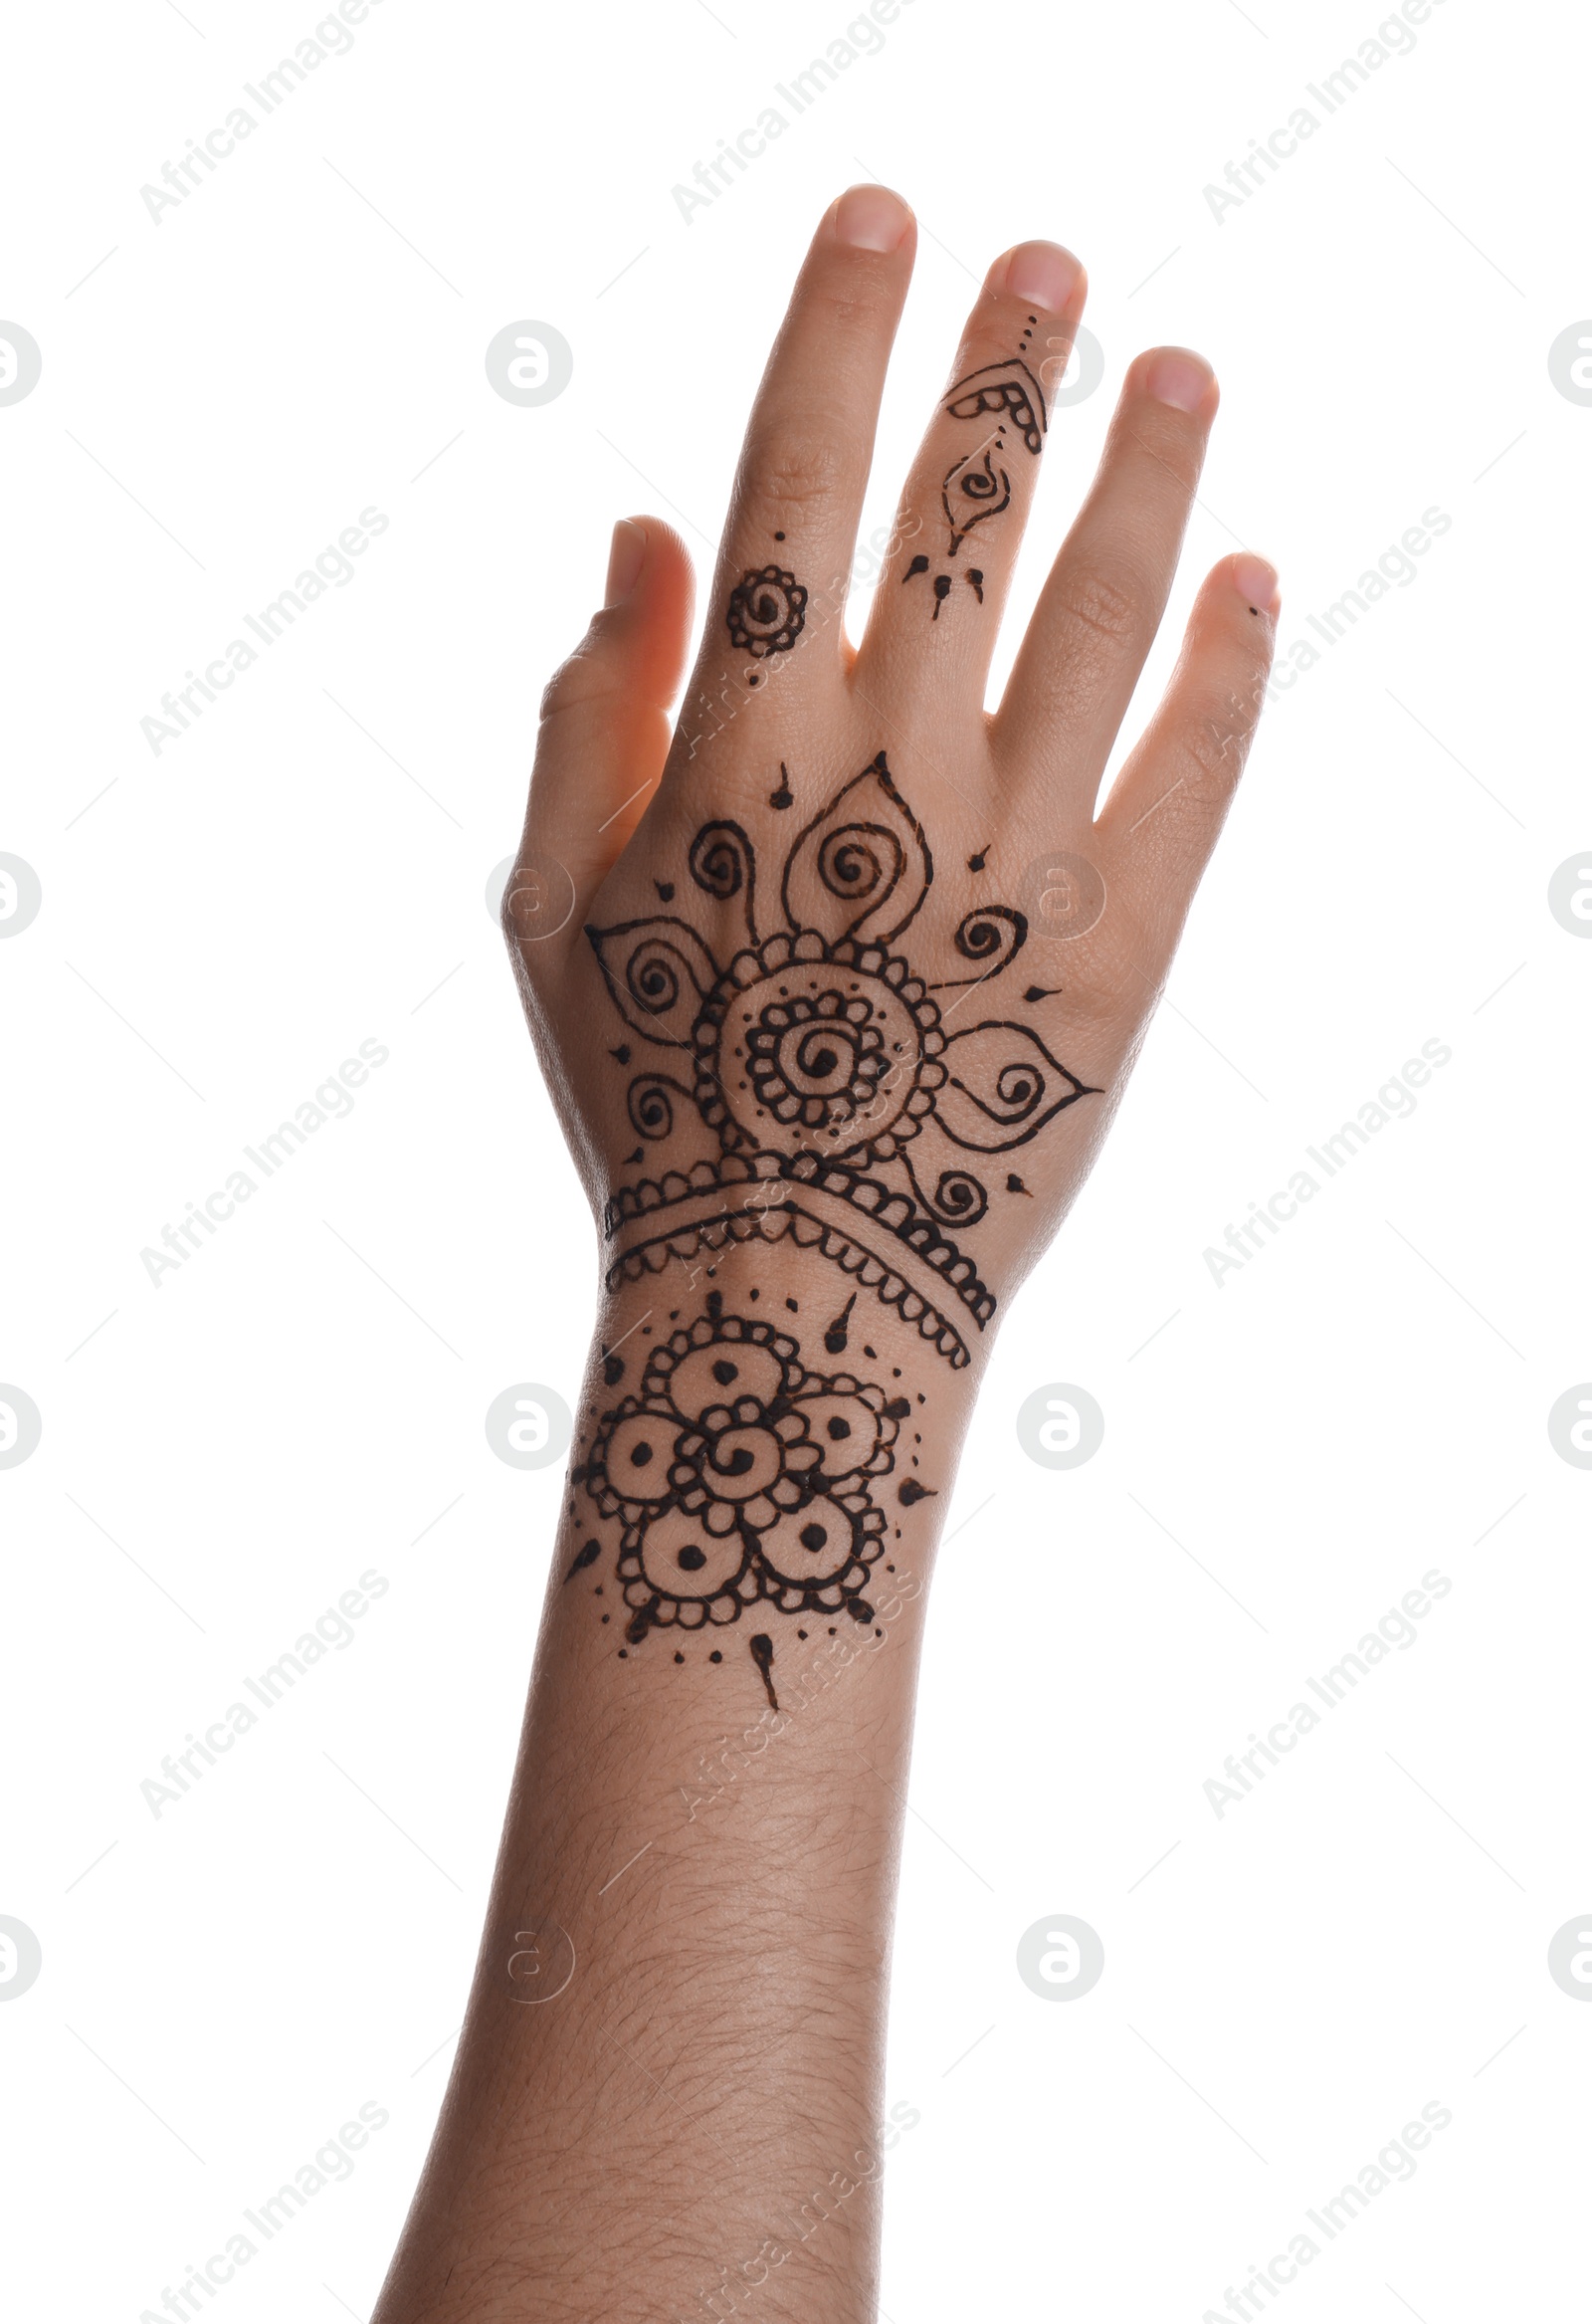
left=373, top=1254, right=977, bottom=2322
left=375, top=178, right=1275, bottom=2319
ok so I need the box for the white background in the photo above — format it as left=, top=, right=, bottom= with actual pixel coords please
left=3, top=0, right=1589, bottom=2317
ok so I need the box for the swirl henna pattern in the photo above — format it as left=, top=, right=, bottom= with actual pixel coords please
left=725, top=565, right=808, bottom=663
left=585, top=753, right=1099, bottom=1368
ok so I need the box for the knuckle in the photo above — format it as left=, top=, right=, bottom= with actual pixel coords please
left=1178, top=697, right=1255, bottom=792
left=811, top=285, right=893, bottom=338
left=536, top=622, right=616, bottom=724
left=738, top=429, right=850, bottom=525
left=1050, top=564, right=1141, bottom=650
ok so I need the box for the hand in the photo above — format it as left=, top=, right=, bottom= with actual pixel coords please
left=505, top=181, right=1277, bottom=1354
left=374, top=184, right=1281, bottom=2324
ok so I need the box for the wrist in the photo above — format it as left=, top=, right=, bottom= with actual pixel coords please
left=559, top=1246, right=973, bottom=1714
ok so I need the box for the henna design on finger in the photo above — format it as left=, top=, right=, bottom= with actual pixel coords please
left=726, top=565, right=808, bottom=663
left=902, top=554, right=929, bottom=584
left=942, top=356, right=1049, bottom=455
left=941, top=445, right=1011, bottom=555
left=908, top=344, right=1051, bottom=599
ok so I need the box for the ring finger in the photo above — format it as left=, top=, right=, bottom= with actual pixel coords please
left=856, top=240, right=1087, bottom=729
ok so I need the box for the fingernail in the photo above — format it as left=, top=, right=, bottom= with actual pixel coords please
left=1232, top=553, right=1280, bottom=616
left=834, top=184, right=911, bottom=252
left=995, top=241, right=1083, bottom=312
left=1146, top=348, right=1215, bottom=413
left=604, top=518, right=646, bottom=606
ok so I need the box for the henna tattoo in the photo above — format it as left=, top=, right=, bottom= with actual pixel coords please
left=942, top=357, right=1049, bottom=455
left=726, top=565, right=808, bottom=661
left=903, top=1156, right=989, bottom=1230
left=564, top=1537, right=601, bottom=1581
left=936, top=905, right=1029, bottom=985
left=896, top=348, right=1052, bottom=615
left=906, top=551, right=987, bottom=619
left=749, top=1631, right=778, bottom=1709
left=689, top=819, right=757, bottom=940
left=627, top=1073, right=693, bottom=1142
left=823, top=1293, right=856, bottom=1355
left=941, top=445, right=1011, bottom=555
left=769, top=764, right=794, bottom=811
left=586, top=752, right=1099, bottom=1366
left=582, top=1307, right=902, bottom=1642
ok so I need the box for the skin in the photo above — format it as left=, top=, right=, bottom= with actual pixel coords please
left=370, top=184, right=1276, bottom=2323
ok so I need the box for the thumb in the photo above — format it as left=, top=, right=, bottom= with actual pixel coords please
left=509, top=516, right=695, bottom=952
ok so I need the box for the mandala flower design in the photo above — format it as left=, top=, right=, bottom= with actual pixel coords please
left=725, top=565, right=808, bottom=658
left=693, top=931, right=946, bottom=1162
left=587, top=754, right=1096, bottom=1234
left=586, top=1311, right=897, bottom=1631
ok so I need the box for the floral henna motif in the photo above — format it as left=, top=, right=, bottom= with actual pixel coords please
left=585, top=753, right=1098, bottom=1367
left=725, top=565, right=808, bottom=659
left=584, top=1307, right=900, bottom=1640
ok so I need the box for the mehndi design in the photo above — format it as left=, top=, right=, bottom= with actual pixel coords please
left=582, top=1305, right=900, bottom=1642
left=725, top=565, right=808, bottom=661
left=909, top=326, right=1052, bottom=618
left=586, top=752, right=1098, bottom=1368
